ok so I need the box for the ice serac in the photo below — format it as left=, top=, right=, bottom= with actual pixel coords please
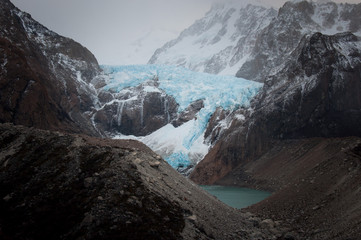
left=148, top=3, right=277, bottom=76
left=236, top=0, right=361, bottom=82
left=103, top=65, right=263, bottom=172
left=0, top=0, right=102, bottom=136
left=190, top=32, right=361, bottom=184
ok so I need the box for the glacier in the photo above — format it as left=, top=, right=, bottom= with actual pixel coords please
left=103, top=65, right=262, bottom=172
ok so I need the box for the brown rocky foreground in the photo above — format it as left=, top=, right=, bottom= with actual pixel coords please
left=0, top=123, right=295, bottom=240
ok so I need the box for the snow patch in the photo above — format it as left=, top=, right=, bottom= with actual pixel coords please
left=143, top=85, right=162, bottom=93
left=235, top=114, right=246, bottom=121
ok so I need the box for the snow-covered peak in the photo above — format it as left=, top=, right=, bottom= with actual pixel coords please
left=236, top=0, right=361, bottom=82
left=149, top=0, right=360, bottom=80
left=148, top=3, right=277, bottom=76
left=210, top=0, right=279, bottom=10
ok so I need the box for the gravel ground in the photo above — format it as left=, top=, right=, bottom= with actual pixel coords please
left=221, top=138, right=361, bottom=240
left=0, top=123, right=292, bottom=240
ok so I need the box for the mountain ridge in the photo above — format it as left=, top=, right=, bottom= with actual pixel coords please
left=0, top=0, right=102, bottom=136
left=1, top=0, right=361, bottom=239
left=149, top=0, right=361, bottom=80
left=191, top=31, right=361, bottom=185
left=189, top=30, right=361, bottom=239
left=148, top=3, right=277, bottom=76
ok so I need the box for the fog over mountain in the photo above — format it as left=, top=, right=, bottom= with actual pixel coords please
left=2, top=0, right=361, bottom=239
left=10, top=0, right=361, bottom=65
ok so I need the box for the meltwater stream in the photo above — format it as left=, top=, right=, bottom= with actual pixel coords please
left=201, top=185, right=271, bottom=209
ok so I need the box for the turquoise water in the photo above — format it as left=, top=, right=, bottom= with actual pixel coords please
left=201, top=185, right=271, bottom=209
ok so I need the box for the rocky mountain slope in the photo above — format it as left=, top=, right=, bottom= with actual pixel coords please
left=191, top=31, right=361, bottom=184
left=0, top=0, right=103, bottom=136
left=1, top=0, right=361, bottom=238
left=0, top=123, right=287, bottom=240
left=0, top=0, right=183, bottom=140
left=149, top=1, right=361, bottom=79
left=237, top=0, right=361, bottom=82
left=0, top=0, right=262, bottom=173
left=245, top=137, right=361, bottom=240
left=148, top=3, right=277, bottom=75
left=190, top=30, right=361, bottom=240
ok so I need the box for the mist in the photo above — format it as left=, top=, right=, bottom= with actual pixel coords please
left=10, top=0, right=361, bottom=64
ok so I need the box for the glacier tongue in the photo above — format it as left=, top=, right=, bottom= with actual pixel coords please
left=106, top=65, right=262, bottom=172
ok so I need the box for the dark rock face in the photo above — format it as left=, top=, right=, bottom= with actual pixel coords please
left=93, top=78, right=179, bottom=136
left=204, top=107, right=228, bottom=145
left=0, top=123, right=282, bottom=240
left=0, top=123, right=184, bottom=239
left=172, top=99, right=204, bottom=127
left=190, top=32, right=361, bottom=239
left=191, top=32, right=361, bottom=184
left=0, top=0, right=102, bottom=136
left=254, top=32, right=361, bottom=138
left=204, top=107, right=248, bottom=146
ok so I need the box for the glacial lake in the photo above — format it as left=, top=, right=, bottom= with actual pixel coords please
left=201, top=185, right=271, bottom=209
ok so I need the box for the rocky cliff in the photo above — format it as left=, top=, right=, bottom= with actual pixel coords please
left=191, top=31, right=361, bottom=184
left=0, top=0, right=102, bottom=136
left=0, top=123, right=286, bottom=240
left=236, top=0, right=361, bottom=82
left=190, top=31, right=361, bottom=239
left=93, top=77, right=179, bottom=136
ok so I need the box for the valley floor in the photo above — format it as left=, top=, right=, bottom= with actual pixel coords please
left=1, top=123, right=361, bottom=239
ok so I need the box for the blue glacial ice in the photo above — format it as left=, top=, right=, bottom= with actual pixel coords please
left=103, top=65, right=263, bottom=171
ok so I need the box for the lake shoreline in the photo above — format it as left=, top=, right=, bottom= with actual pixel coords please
left=200, top=185, right=271, bottom=209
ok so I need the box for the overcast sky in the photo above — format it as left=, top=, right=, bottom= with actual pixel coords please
left=10, top=0, right=361, bottom=65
